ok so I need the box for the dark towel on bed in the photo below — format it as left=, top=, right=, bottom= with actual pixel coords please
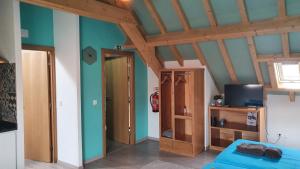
left=265, top=147, right=282, bottom=159
left=237, top=143, right=267, bottom=156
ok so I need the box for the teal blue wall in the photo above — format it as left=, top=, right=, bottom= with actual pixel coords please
left=20, top=2, right=54, bottom=46
left=80, top=17, right=148, bottom=161
left=134, top=55, right=148, bottom=141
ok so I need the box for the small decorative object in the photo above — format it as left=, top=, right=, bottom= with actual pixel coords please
left=83, top=46, right=97, bottom=65
left=211, top=116, right=218, bottom=127
left=219, top=118, right=226, bottom=127
left=247, top=112, right=257, bottom=126
left=213, top=95, right=224, bottom=107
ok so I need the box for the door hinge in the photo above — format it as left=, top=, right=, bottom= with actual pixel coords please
left=128, top=97, right=131, bottom=103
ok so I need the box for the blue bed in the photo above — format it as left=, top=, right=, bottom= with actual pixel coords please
left=203, top=139, right=300, bottom=169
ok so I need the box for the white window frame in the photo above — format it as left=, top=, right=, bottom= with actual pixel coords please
left=274, top=62, right=300, bottom=89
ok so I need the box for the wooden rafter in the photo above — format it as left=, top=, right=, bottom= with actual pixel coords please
left=217, top=40, right=239, bottom=83
left=120, top=23, right=162, bottom=75
left=22, top=0, right=137, bottom=24
left=191, top=43, right=207, bottom=66
left=282, top=32, right=290, bottom=57
left=202, top=0, right=238, bottom=83
left=126, top=16, right=300, bottom=47
left=144, top=0, right=167, bottom=34
left=169, top=46, right=184, bottom=66
left=237, top=0, right=264, bottom=85
left=247, top=37, right=264, bottom=84
left=267, top=62, right=277, bottom=88
left=172, top=0, right=209, bottom=66
left=23, top=0, right=162, bottom=77
left=237, top=0, right=249, bottom=24
left=278, top=0, right=286, bottom=18
left=278, top=0, right=290, bottom=58
left=257, top=53, right=300, bottom=62
left=144, top=0, right=183, bottom=66
left=203, top=0, right=217, bottom=26
left=171, top=0, right=190, bottom=31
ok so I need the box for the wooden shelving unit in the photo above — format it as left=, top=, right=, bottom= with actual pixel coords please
left=209, top=106, right=266, bottom=151
left=160, top=69, right=204, bottom=157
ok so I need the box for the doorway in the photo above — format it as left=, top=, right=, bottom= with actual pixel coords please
left=22, top=45, right=57, bottom=163
left=102, top=49, right=135, bottom=157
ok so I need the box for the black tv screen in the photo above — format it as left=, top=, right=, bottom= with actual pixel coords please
left=224, top=84, right=263, bottom=107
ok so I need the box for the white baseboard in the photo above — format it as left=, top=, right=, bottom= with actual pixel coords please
left=147, top=136, right=159, bottom=141
left=57, top=161, right=83, bottom=169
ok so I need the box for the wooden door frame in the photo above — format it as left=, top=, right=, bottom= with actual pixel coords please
left=22, top=44, right=57, bottom=163
left=101, top=48, right=135, bottom=157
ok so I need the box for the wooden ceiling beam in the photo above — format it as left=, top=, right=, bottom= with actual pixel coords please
left=217, top=40, right=239, bottom=83
left=144, top=0, right=183, bottom=66
left=171, top=0, right=190, bottom=31
left=144, top=0, right=167, bottom=34
left=169, top=46, right=184, bottom=66
left=120, top=23, right=162, bottom=76
left=130, top=16, right=300, bottom=47
left=247, top=37, right=264, bottom=84
left=237, top=0, right=249, bottom=24
left=24, top=0, right=163, bottom=76
left=22, top=0, right=137, bottom=24
left=282, top=32, right=290, bottom=57
left=257, top=53, right=300, bottom=62
left=278, top=0, right=286, bottom=18
left=237, top=0, right=264, bottom=85
left=203, top=0, right=217, bottom=26
left=278, top=0, right=290, bottom=58
left=267, top=62, right=277, bottom=89
left=203, top=0, right=238, bottom=83
left=191, top=43, right=207, bottom=66
left=172, top=0, right=208, bottom=66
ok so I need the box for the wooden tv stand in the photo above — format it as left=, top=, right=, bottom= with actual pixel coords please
left=209, top=106, right=266, bottom=151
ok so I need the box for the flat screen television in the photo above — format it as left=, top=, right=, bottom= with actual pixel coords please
left=224, top=84, right=263, bottom=107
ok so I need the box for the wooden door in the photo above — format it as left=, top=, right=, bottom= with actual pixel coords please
left=105, top=56, right=130, bottom=144
left=22, top=50, right=52, bottom=162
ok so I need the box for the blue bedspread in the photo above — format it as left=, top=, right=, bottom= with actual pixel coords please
left=203, top=139, right=300, bottom=169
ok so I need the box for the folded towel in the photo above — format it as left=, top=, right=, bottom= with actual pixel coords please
left=265, top=147, right=282, bottom=159
left=237, top=143, right=266, bottom=156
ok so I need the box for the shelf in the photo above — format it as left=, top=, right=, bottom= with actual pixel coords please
left=209, top=106, right=259, bottom=112
left=211, top=138, right=232, bottom=148
left=175, top=134, right=192, bottom=143
left=174, top=115, right=192, bottom=120
left=211, top=122, right=258, bottom=133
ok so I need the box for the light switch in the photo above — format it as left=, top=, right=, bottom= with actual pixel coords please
left=92, top=99, right=97, bottom=106
left=21, top=29, right=29, bottom=38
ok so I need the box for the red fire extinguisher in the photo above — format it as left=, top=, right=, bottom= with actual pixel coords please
left=150, top=91, right=159, bottom=112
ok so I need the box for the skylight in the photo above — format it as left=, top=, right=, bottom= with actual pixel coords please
left=274, top=62, right=300, bottom=89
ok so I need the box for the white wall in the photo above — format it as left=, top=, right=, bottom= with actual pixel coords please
left=0, top=0, right=18, bottom=63
left=0, top=0, right=24, bottom=168
left=53, top=10, right=83, bottom=167
left=148, top=60, right=219, bottom=146
left=147, top=67, right=160, bottom=139
left=265, top=94, right=300, bottom=149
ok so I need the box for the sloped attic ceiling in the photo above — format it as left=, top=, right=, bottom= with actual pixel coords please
left=129, top=0, right=300, bottom=91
